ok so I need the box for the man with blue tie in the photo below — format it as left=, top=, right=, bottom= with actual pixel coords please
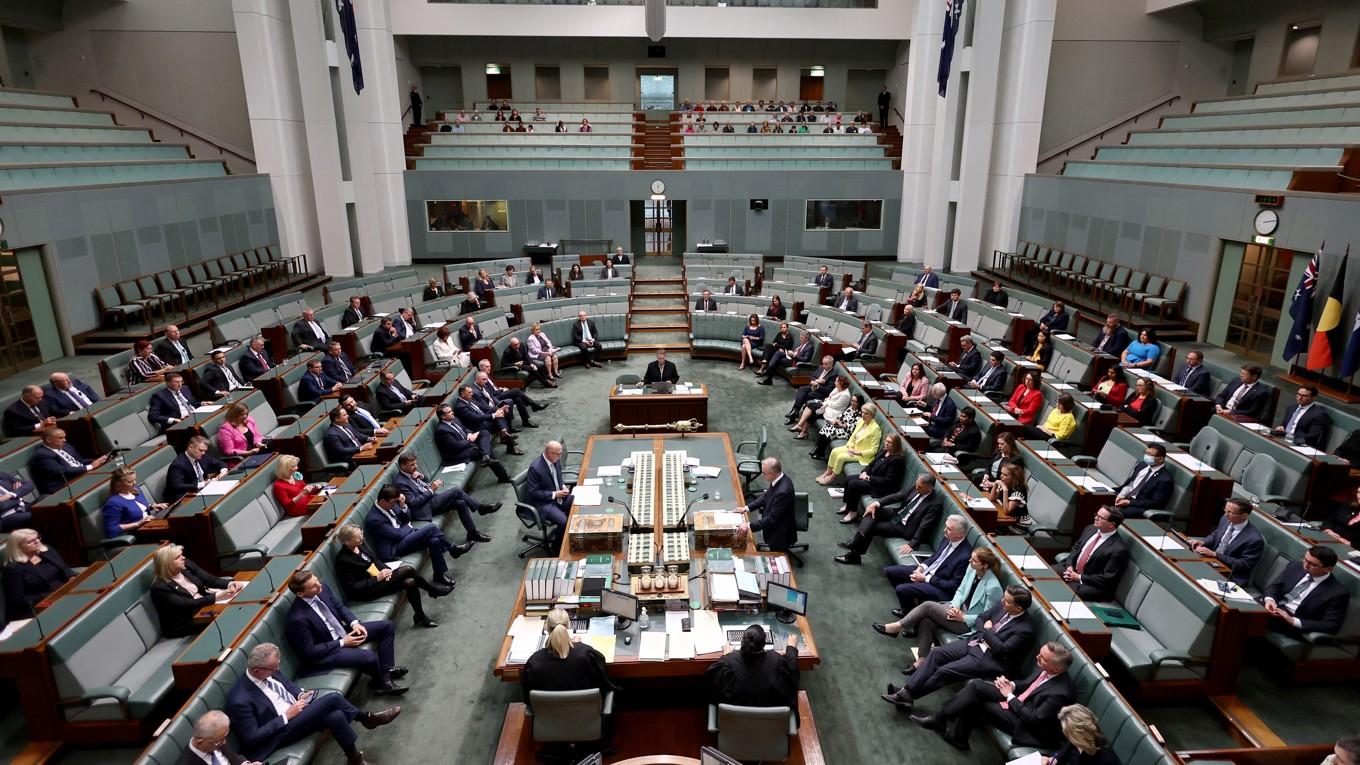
left=43, top=372, right=100, bottom=418
left=813, top=265, right=834, bottom=290
left=148, top=373, right=201, bottom=432
left=238, top=336, right=273, bottom=380
left=885, top=514, right=973, bottom=613
left=1170, top=349, right=1210, bottom=397
left=938, top=288, right=968, bottom=323
left=950, top=336, right=983, bottom=379
left=154, top=325, right=194, bottom=367
left=2, top=385, right=57, bottom=437
left=433, top=404, right=512, bottom=482
left=323, top=407, right=374, bottom=468
left=322, top=341, right=356, bottom=383
left=915, top=265, right=940, bottom=289
left=526, top=441, right=573, bottom=552
left=1263, top=545, right=1348, bottom=638
left=737, top=457, right=797, bottom=553
left=165, top=435, right=228, bottom=503
left=298, top=359, right=342, bottom=404
left=29, top=428, right=108, bottom=495
left=475, top=362, right=548, bottom=427
left=1190, top=499, right=1265, bottom=588
left=363, top=485, right=471, bottom=588
left=226, top=643, right=399, bottom=765
left=391, top=452, right=498, bottom=541
left=0, top=469, right=35, bottom=531
left=284, top=571, right=407, bottom=696
left=968, top=351, right=1007, bottom=398
left=1214, top=364, right=1270, bottom=420
left=844, top=322, right=878, bottom=361
left=375, top=371, right=416, bottom=414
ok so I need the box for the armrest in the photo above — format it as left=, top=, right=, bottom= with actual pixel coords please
left=1259, top=494, right=1305, bottom=508
left=276, top=414, right=299, bottom=425
left=1301, top=631, right=1360, bottom=647
left=602, top=690, right=615, bottom=716
left=788, top=710, right=798, bottom=737
left=1072, top=456, right=1098, bottom=467
left=878, top=374, right=897, bottom=383
left=1148, top=648, right=1210, bottom=667
left=1142, top=510, right=1173, bottom=524
left=734, top=440, right=757, bottom=454
left=100, top=534, right=137, bottom=550
left=80, top=685, right=131, bottom=704
left=707, top=704, right=719, bottom=734
left=736, top=459, right=761, bottom=473
left=221, top=544, right=269, bottom=561
left=1025, top=525, right=1076, bottom=543
left=1054, top=551, right=1071, bottom=565
left=561, top=470, right=579, bottom=487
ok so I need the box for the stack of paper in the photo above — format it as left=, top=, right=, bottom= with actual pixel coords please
left=597, top=466, right=622, bottom=477
left=199, top=479, right=239, bottom=496
left=710, top=573, right=739, bottom=603
left=1195, top=578, right=1255, bottom=602
left=440, top=464, right=467, bottom=474
left=586, top=634, right=617, bottom=663
left=193, top=405, right=224, bottom=414
left=571, top=485, right=603, bottom=505
left=668, top=632, right=696, bottom=660
left=639, top=632, right=668, bottom=661
left=691, top=610, right=726, bottom=654
left=1011, top=554, right=1050, bottom=571
left=1052, top=601, right=1096, bottom=621
left=693, top=466, right=721, bottom=478
left=1143, top=535, right=1186, bottom=551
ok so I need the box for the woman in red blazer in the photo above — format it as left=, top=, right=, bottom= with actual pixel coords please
left=1005, top=372, right=1044, bottom=425
left=216, top=402, right=262, bottom=461
left=271, top=454, right=320, bottom=517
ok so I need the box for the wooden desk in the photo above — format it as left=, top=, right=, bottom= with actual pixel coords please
left=192, top=569, right=259, bottom=625
left=609, top=384, right=710, bottom=431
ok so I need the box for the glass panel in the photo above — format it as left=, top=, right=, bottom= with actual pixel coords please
left=805, top=200, right=883, bottom=230
left=426, top=200, right=509, bottom=231
left=640, top=74, right=675, bottom=112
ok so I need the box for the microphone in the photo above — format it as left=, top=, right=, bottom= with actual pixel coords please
left=26, top=599, right=45, bottom=640
left=212, top=613, right=227, bottom=653
left=606, top=495, right=640, bottom=528
left=687, top=493, right=711, bottom=511
left=259, top=564, right=277, bottom=594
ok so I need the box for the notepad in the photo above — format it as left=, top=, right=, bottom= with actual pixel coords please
left=692, top=466, right=721, bottom=478
left=639, top=632, right=668, bottom=661
left=691, top=610, right=726, bottom=655
left=1143, top=535, right=1186, bottom=551
left=439, top=464, right=467, bottom=474
left=967, top=497, right=995, bottom=510
left=571, top=485, right=602, bottom=505
left=193, top=405, right=224, bottom=414
left=1195, top=578, right=1256, bottom=602
left=1051, top=601, right=1096, bottom=621
left=668, top=632, right=696, bottom=660
left=581, top=477, right=603, bottom=486
left=586, top=634, right=617, bottom=663
left=1011, top=554, right=1050, bottom=571
left=198, top=479, right=239, bottom=496
left=597, top=466, right=622, bottom=477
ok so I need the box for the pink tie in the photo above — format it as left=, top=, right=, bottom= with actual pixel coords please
left=1075, top=533, right=1101, bottom=573
left=1001, top=673, right=1049, bottom=710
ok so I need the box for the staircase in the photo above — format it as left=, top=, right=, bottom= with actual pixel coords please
left=627, top=258, right=691, bottom=352
left=876, top=124, right=903, bottom=170
left=637, top=116, right=677, bottom=170
left=403, top=123, right=433, bottom=168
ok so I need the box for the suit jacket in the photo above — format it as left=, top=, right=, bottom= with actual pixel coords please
left=879, top=490, right=944, bottom=549
left=1091, top=327, right=1131, bottom=357
left=571, top=319, right=599, bottom=347
left=833, top=295, right=858, bottom=312
left=198, top=363, right=244, bottom=398
left=0, top=470, right=33, bottom=519
left=643, top=360, right=679, bottom=385
left=174, top=742, right=246, bottom=765
left=1173, top=363, right=1212, bottom=397
left=525, top=455, right=570, bottom=518
left=1265, top=562, right=1349, bottom=634
left=225, top=669, right=309, bottom=761
left=150, top=559, right=231, bottom=638
left=536, top=285, right=559, bottom=299
left=747, top=474, right=797, bottom=551
left=392, top=470, right=441, bottom=521
left=982, top=289, right=1009, bottom=308
left=1037, top=309, right=1069, bottom=333
left=148, top=387, right=201, bottom=430
left=954, top=347, right=983, bottom=379
left=376, top=381, right=416, bottom=412
left=925, top=395, right=958, bottom=439
left=323, top=424, right=365, bottom=464
left=321, top=353, right=357, bottom=382
left=434, top=420, right=479, bottom=465
left=939, top=299, right=968, bottom=323
left=856, top=452, right=906, bottom=496
left=473, top=278, right=495, bottom=298
left=29, top=445, right=90, bottom=495
left=1004, top=668, right=1075, bottom=749
left=789, top=341, right=815, bottom=365
left=454, top=397, right=496, bottom=432
left=154, top=338, right=194, bottom=366
left=423, top=286, right=442, bottom=301
left=290, top=319, right=329, bottom=350
left=1280, top=404, right=1331, bottom=449
left=335, top=542, right=403, bottom=601
left=945, top=420, right=982, bottom=454
left=458, top=325, right=483, bottom=349
left=1215, top=379, right=1270, bottom=420
left=1198, top=518, right=1264, bottom=588
left=1067, top=528, right=1129, bottom=600
left=915, top=272, right=940, bottom=288
left=813, top=273, right=834, bottom=289
left=917, top=538, right=974, bottom=596
left=297, top=371, right=340, bottom=404
left=855, top=332, right=879, bottom=356
left=966, top=603, right=1036, bottom=672
left=707, top=646, right=799, bottom=709
left=363, top=504, right=421, bottom=560
left=341, top=306, right=366, bottom=326
left=971, top=362, right=1005, bottom=394
left=370, top=327, right=399, bottom=356
left=285, top=585, right=364, bottom=669
left=723, top=283, right=745, bottom=296
left=1121, top=393, right=1160, bottom=427
left=599, top=267, right=621, bottom=279
left=2, top=399, right=52, bottom=438
left=239, top=349, right=272, bottom=380
left=806, top=366, right=836, bottom=390
left=42, top=379, right=100, bottom=418
left=166, top=453, right=227, bottom=502
left=1115, top=463, right=1172, bottom=511
left=694, top=297, right=718, bottom=311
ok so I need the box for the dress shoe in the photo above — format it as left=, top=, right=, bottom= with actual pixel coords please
left=414, top=616, right=439, bottom=628
left=833, top=553, right=861, bottom=565
left=371, top=680, right=408, bottom=697
left=942, top=733, right=970, bottom=751
left=522, top=420, right=540, bottom=428
left=435, top=573, right=457, bottom=588
left=891, top=608, right=907, bottom=619
left=757, top=378, right=773, bottom=386
left=508, top=446, right=526, bottom=456
left=838, top=513, right=859, bottom=525
left=872, top=623, right=898, bottom=638
left=880, top=685, right=913, bottom=710
left=533, top=402, right=551, bottom=411
left=478, top=501, right=503, bottom=515
left=360, top=706, right=402, bottom=729
left=429, top=582, right=455, bottom=597
left=544, top=382, right=558, bottom=389
left=387, top=666, right=409, bottom=680
left=448, top=541, right=474, bottom=558
left=345, top=751, right=370, bottom=765
left=910, top=714, right=944, bottom=732
left=469, top=532, right=493, bottom=543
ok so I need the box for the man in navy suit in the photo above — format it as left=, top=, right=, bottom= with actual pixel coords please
left=454, top=385, right=522, bottom=454
left=154, top=324, right=194, bottom=367
left=341, top=296, right=367, bottom=327
left=43, top=372, right=100, bottom=418
left=284, top=571, right=407, bottom=696
left=968, top=351, right=1008, bottom=398
left=298, top=359, right=342, bottom=404
left=322, top=341, right=357, bottom=382
left=526, top=441, right=573, bottom=552
left=226, top=642, right=398, bottom=765
left=1090, top=314, right=1130, bottom=357
left=1190, top=499, right=1265, bottom=588
left=165, top=436, right=228, bottom=502
left=723, top=276, right=744, bottom=296
left=885, top=514, right=973, bottom=613
left=1170, top=349, right=1211, bottom=397
left=759, top=331, right=815, bottom=385
left=1263, top=545, right=1349, bottom=637
left=148, top=373, right=201, bottom=432
left=340, top=395, right=388, bottom=440
left=290, top=308, right=329, bottom=351
left=1274, top=385, right=1331, bottom=449
left=199, top=349, right=248, bottom=399
left=951, top=336, right=983, bottom=379
left=813, top=265, right=834, bottom=290
left=882, top=586, right=1036, bottom=711
left=844, top=322, right=878, bottom=361
left=938, top=288, right=968, bottom=323
left=915, top=265, right=940, bottom=289
left=3, top=385, right=57, bottom=437
left=375, top=371, right=416, bottom=413
left=392, top=452, right=497, bottom=541
left=536, top=278, right=560, bottom=300
left=369, top=318, right=401, bottom=357
left=177, top=710, right=255, bottom=765
left=836, top=474, right=940, bottom=565
left=1059, top=507, right=1129, bottom=600
left=738, top=457, right=797, bottom=552
left=1214, top=364, right=1270, bottom=421
left=1110, top=444, right=1173, bottom=519
left=924, top=383, right=958, bottom=440
left=475, top=362, right=548, bottom=427
left=0, top=469, right=35, bottom=531
left=364, top=485, right=470, bottom=588
left=323, top=407, right=374, bottom=468
left=457, top=316, right=483, bottom=350
left=787, top=356, right=837, bottom=422
left=29, top=428, right=107, bottom=496
left=433, top=404, right=511, bottom=482
left=238, top=336, right=273, bottom=380
left=831, top=287, right=858, bottom=312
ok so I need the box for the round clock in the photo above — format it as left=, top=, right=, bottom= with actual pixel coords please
left=651, top=179, right=666, bottom=195
left=1254, top=208, right=1279, bottom=236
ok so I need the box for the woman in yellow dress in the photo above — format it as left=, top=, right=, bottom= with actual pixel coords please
left=816, top=402, right=881, bottom=485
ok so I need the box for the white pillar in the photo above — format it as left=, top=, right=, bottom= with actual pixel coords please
left=897, top=0, right=946, bottom=267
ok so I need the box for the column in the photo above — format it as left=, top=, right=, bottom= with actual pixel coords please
left=897, top=0, right=947, bottom=267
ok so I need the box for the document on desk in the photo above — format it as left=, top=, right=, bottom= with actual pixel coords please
left=966, top=497, right=995, bottom=510
left=1007, top=752, right=1044, bottom=765
left=1072, top=476, right=1111, bottom=492
left=507, top=633, right=541, bottom=664
left=668, top=632, right=696, bottom=660
left=691, top=610, right=726, bottom=655
left=617, top=387, right=645, bottom=396
left=1242, top=422, right=1272, bottom=433
left=193, top=405, right=224, bottom=414
left=639, top=632, right=668, bottom=661
left=1052, top=601, right=1097, bottom=621
left=198, top=479, right=239, bottom=496
left=684, top=457, right=702, bottom=467
left=0, top=618, right=31, bottom=642
left=1033, top=449, right=1064, bottom=460
left=597, top=466, right=622, bottom=477
left=1195, top=578, right=1256, bottom=602
left=507, top=615, right=544, bottom=640
left=580, top=477, right=603, bottom=486
left=571, top=485, right=603, bottom=505
left=588, top=616, right=615, bottom=637
left=710, top=573, right=740, bottom=603
left=711, top=511, right=745, bottom=526
left=586, top=634, right=617, bottom=663
left=440, top=464, right=467, bottom=473
left=1012, top=554, right=1050, bottom=571
left=1142, top=535, right=1186, bottom=551
left=692, top=466, right=721, bottom=478
left=1292, top=445, right=1325, bottom=457
left=1054, top=333, right=1076, bottom=341
left=1131, top=432, right=1165, bottom=443
left=665, top=610, right=688, bottom=635
left=1168, top=453, right=1210, bottom=472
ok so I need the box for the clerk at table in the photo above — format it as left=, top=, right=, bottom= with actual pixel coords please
left=641, top=348, right=680, bottom=385
left=707, top=624, right=800, bottom=709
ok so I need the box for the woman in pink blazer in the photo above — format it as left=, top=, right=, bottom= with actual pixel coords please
left=216, top=402, right=262, bottom=461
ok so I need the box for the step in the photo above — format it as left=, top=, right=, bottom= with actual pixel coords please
left=628, top=341, right=692, bottom=352
left=629, top=311, right=689, bottom=325
left=628, top=305, right=688, bottom=313
left=629, top=323, right=691, bottom=332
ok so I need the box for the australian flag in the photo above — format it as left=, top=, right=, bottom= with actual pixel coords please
left=1283, top=245, right=1320, bottom=362
left=336, top=0, right=364, bottom=94
left=938, top=0, right=965, bottom=97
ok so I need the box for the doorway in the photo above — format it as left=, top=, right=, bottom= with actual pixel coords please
left=799, top=70, right=825, bottom=102
left=1224, top=243, right=1296, bottom=360
left=630, top=199, right=686, bottom=257
left=1227, top=38, right=1253, bottom=97
left=486, top=68, right=512, bottom=101
left=1279, top=22, right=1321, bottom=77
left=0, top=248, right=48, bottom=377
left=639, top=70, right=676, bottom=111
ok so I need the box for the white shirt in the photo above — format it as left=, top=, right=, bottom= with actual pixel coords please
left=187, top=742, right=227, bottom=765
left=303, top=594, right=349, bottom=644
left=248, top=674, right=294, bottom=720
left=1285, top=403, right=1313, bottom=439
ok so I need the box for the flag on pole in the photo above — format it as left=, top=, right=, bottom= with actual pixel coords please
left=1340, top=301, right=1360, bottom=378
left=937, top=0, right=965, bottom=97
left=1306, top=248, right=1348, bottom=371
left=336, top=0, right=364, bottom=94
left=1283, top=245, right=1320, bottom=362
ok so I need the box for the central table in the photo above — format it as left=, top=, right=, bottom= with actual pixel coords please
left=608, top=383, right=710, bottom=431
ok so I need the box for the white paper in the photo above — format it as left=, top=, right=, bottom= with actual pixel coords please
left=1012, top=554, right=1050, bottom=571
left=967, top=497, right=995, bottom=510
left=1143, top=535, right=1187, bottom=551
left=668, top=631, right=696, bottom=660
left=507, top=633, right=541, bottom=663
left=588, top=616, right=615, bottom=637
left=1132, top=432, right=1165, bottom=443
left=684, top=457, right=701, bottom=467
left=193, top=405, right=224, bottom=414
left=710, top=574, right=740, bottom=603
left=1052, top=601, right=1097, bottom=621
left=1242, top=423, right=1271, bottom=433
left=617, top=387, right=645, bottom=396
left=581, top=477, right=603, bottom=486
left=0, top=618, right=31, bottom=642
left=1008, top=752, right=1044, bottom=765
left=1073, top=476, right=1111, bottom=492
left=1195, top=578, right=1256, bottom=602
left=571, top=485, right=603, bottom=505
left=439, top=464, right=467, bottom=474
left=691, top=610, right=726, bottom=655
left=507, top=615, right=544, bottom=639
left=1292, top=445, right=1325, bottom=457
left=711, top=511, right=745, bottom=526
left=665, top=610, right=688, bottom=635
left=597, top=466, right=623, bottom=477
left=639, top=632, right=668, bottom=661
left=1055, top=333, right=1076, bottom=340
left=1034, top=449, right=1064, bottom=460
left=198, top=479, right=239, bottom=496
left=692, top=466, right=721, bottom=478
left=1169, top=453, right=1210, bottom=472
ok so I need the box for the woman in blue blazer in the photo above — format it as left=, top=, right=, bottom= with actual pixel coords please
left=101, top=466, right=169, bottom=539
left=872, top=547, right=1003, bottom=662
left=738, top=314, right=765, bottom=370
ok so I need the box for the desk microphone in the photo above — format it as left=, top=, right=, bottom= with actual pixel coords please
left=605, top=495, right=640, bottom=528
left=26, top=599, right=45, bottom=640
left=684, top=493, right=711, bottom=528
left=211, top=613, right=227, bottom=653
left=259, top=564, right=277, bottom=594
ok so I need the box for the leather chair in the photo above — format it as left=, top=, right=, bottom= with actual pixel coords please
left=512, top=470, right=553, bottom=559
left=706, top=703, right=796, bottom=762
left=527, top=688, right=614, bottom=763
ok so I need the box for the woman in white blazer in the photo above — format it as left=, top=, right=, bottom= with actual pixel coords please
left=792, top=375, right=850, bottom=440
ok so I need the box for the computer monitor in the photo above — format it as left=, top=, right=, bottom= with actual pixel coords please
left=700, top=746, right=741, bottom=765
left=600, top=588, right=640, bottom=624
left=765, top=580, right=808, bottom=624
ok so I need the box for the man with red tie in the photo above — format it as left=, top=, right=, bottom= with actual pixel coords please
left=239, top=336, right=273, bottom=380
left=1058, top=506, right=1129, bottom=600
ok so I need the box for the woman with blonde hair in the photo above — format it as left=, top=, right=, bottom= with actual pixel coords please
left=150, top=543, right=243, bottom=637
left=816, top=402, right=882, bottom=485
left=521, top=608, right=618, bottom=709
left=216, top=401, right=262, bottom=460
left=1, top=529, right=74, bottom=624
left=334, top=524, right=448, bottom=629
left=527, top=322, right=562, bottom=379
left=1048, top=704, right=1117, bottom=765
left=102, top=466, right=168, bottom=539
left=272, top=454, right=321, bottom=517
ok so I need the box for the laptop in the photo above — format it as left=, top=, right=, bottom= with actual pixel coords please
left=650, top=382, right=674, bottom=394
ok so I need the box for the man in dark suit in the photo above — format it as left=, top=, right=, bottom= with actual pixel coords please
left=951, top=336, right=983, bottom=379
left=239, top=336, right=272, bottom=380
left=524, top=266, right=545, bottom=285
left=392, top=452, right=497, bottom=540
left=913, top=641, right=1076, bottom=752
left=395, top=309, right=418, bottom=340
left=760, top=331, right=815, bottom=385
left=199, top=350, right=247, bottom=399
left=460, top=291, right=483, bottom=315
left=375, top=371, right=416, bottom=414
left=284, top=571, right=407, bottom=695
left=29, top=428, right=107, bottom=496
left=526, top=441, right=574, bottom=552
left=43, top=372, right=100, bottom=418
left=884, top=514, right=973, bottom=612
left=694, top=289, right=718, bottom=312
left=1059, top=507, right=1129, bottom=600
left=642, top=348, right=680, bottom=385
left=298, top=359, right=342, bottom=404
left=1263, top=545, right=1348, bottom=637
left=433, top=404, right=510, bottom=482
left=322, top=342, right=357, bottom=382
left=177, top=710, right=257, bottom=765
left=1274, top=385, right=1331, bottom=449
left=1091, top=314, right=1130, bottom=357
left=883, top=586, right=1036, bottom=710
left=924, top=383, right=958, bottom=440
left=341, top=296, right=367, bottom=327
left=148, top=373, right=201, bottom=432
left=836, top=473, right=939, bottom=565
left=3, top=385, right=57, bottom=437
left=572, top=310, right=603, bottom=368
left=813, top=265, right=834, bottom=290
left=456, top=381, right=519, bottom=445
left=844, top=323, right=878, bottom=361
left=1110, top=444, right=1173, bottom=518
left=226, top=642, right=398, bottom=765
left=290, top=309, right=329, bottom=351
left=1214, top=364, right=1270, bottom=421
left=938, top=406, right=982, bottom=455
left=982, top=281, right=1009, bottom=308
left=165, top=435, right=228, bottom=502
left=738, top=457, right=797, bottom=552
left=473, top=367, right=543, bottom=429
left=787, top=356, right=836, bottom=422
left=536, top=278, right=560, bottom=300
left=364, top=485, right=470, bottom=588
left=1171, top=349, right=1211, bottom=397
left=831, top=287, right=858, bottom=312
left=611, top=246, right=630, bottom=265
left=599, top=262, right=621, bottom=280
left=723, top=277, right=744, bottom=296
left=340, top=395, right=387, bottom=440
left=369, top=318, right=401, bottom=358
left=323, top=407, right=375, bottom=468
left=967, top=351, right=1007, bottom=399
left=502, top=336, right=553, bottom=389
left=915, top=265, right=940, bottom=289
left=1190, top=499, right=1265, bottom=588
left=895, top=305, right=917, bottom=338
left=0, top=469, right=34, bottom=531
left=939, top=289, right=968, bottom=323
left=155, top=325, right=194, bottom=367
left=458, top=316, right=483, bottom=350
left=1024, top=301, right=1069, bottom=348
